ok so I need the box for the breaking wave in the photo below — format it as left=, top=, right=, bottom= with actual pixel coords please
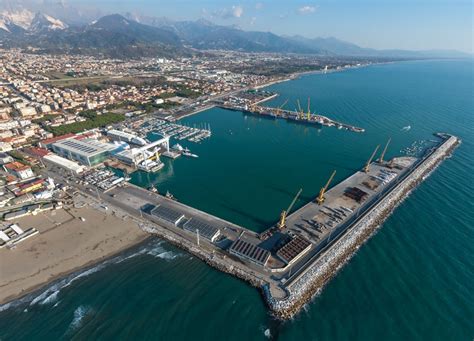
left=67, top=305, right=92, bottom=332
left=0, top=239, right=180, bottom=312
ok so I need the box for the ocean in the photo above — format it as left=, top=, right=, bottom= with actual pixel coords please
left=1, top=60, right=473, bottom=340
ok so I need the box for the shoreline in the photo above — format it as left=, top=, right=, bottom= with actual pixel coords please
left=0, top=135, right=459, bottom=316
left=174, top=62, right=377, bottom=121
left=0, top=206, right=149, bottom=306
left=0, top=236, right=153, bottom=309
left=0, top=60, right=450, bottom=312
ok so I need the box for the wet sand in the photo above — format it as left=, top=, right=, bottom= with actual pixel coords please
left=0, top=206, right=148, bottom=305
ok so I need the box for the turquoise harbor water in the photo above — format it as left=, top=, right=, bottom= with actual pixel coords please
left=1, top=60, right=473, bottom=340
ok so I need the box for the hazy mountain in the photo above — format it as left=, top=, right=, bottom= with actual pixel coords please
left=160, top=19, right=322, bottom=54
left=30, top=12, right=68, bottom=32
left=0, top=9, right=33, bottom=32
left=88, top=14, right=181, bottom=46
left=0, top=9, right=67, bottom=33
left=0, top=11, right=469, bottom=59
left=292, top=35, right=472, bottom=59
left=0, top=14, right=186, bottom=58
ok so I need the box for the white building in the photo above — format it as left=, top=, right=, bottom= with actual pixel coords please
left=43, top=154, right=86, bottom=174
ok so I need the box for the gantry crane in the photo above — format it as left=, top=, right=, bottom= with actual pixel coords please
left=378, top=137, right=391, bottom=164
left=363, top=145, right=380, bottom=173
left=275, top=99, right=288, bottom=116
left=277, top=188, right=303, bottom=229
left=316, top=170, right=336, bottom=205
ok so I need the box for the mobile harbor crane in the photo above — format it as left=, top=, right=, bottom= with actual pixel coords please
left=316, top=170, right=337, bottom=205
left=363, top=145, right=380, bottom=173
left=296, top=99, right=304, bottom=119
left=275, top=99, right=288, bottom=116
left=378, top=137, right=391, bottom=164
left=277, top=188, right=303, bottom=229
left=307, top=97, right=311, bottom=120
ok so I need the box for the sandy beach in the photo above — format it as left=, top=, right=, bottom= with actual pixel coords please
left=0, top=205, right=148, bottom=305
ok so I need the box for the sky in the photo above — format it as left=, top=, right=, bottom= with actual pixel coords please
left=2, top=0, right=473, bottom=53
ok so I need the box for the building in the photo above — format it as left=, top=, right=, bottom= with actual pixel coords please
left=183, top=218, right=221, bottom=242
left=51, top=138, right=115, bottom=166
left=229, top=239, right=270, bottom=267
left=43, top=154, right=86, bottom=174
left=107, top=129, right=147, bottom=146
left=39, top=133, right=76, bottom=149
left=18, top=107, right=37, bottom=117
left=4, top=161, right=34, bottom=180
left=0, top=152, right=14, bottom=165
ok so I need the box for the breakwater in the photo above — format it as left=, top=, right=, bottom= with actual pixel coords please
left=264, top=134, right=461, bottom=319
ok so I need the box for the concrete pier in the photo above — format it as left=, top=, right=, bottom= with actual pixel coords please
left=219, top=104, right=365, bottom=132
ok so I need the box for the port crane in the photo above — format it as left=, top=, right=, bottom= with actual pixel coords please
left=277, top=188, right=303, bottom=229
left=363, top=145, right=380, bottom=173
left=275, top=99, right=288, bottom=116
left=307, top=97, right=311, bottom=120
left=378, top=137, right=391, bottom=163
left=316, top=170, right=336, bottom=205
left=296, top=99, right=304, bottom=119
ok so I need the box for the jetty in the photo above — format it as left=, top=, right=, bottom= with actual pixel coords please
left=219, top=104, right=365, bottom=133
left=94, top=132, right=459, bottom=319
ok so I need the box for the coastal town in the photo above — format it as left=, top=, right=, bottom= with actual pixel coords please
left=0, top=48, right=460, bottom=320
left=0, top=48, right=375, bottom=306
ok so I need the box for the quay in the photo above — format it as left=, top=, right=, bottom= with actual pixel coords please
left=78, top=132, right=458, bottom=319
left=219, top=104, right=365, bottom=133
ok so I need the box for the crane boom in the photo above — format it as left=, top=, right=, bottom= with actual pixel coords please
left=307, top=97, right=311, bottom=120
left=278, top=188, right=302, bottom=229
left=363, top=145, right=380, bottom=173
left=316, top=170, right=336, bottom=205
left=275, top=99, right=288, bottom=116
left=379, top=137, right=391, bottom=163
left=279, top=99, right=289, bottom=109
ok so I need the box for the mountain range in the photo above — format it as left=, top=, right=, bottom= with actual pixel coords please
left=0, top=9, right=67, bottom=33
left=0, top=9, right=470, bottom=59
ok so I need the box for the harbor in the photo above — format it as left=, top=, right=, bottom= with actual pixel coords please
left=140, top=118, right=212, bottom=143
left=84, top=131, right=459, bottom=319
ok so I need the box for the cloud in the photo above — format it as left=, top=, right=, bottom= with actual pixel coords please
left=232, top=5, right=243, bottom=18
left=298, top=5, right=318, bottom=15
left=255, top=2, right=263, bottom=10
left=211, top=5, right=244, bottom=19
left=249, top=16, right=257, bottom=25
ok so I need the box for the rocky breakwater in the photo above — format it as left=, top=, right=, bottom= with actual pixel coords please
left=139, top=224, right=266, bottom=289
left=265, top=135, right=461, bottom=320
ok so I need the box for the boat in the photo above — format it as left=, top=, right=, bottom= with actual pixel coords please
left=171, top=143, right=184, bottom=152
left=165, top=191, right=177, bottom=201
left=138, top=159, right=165, bottom=172
left=182, top=148, right=198, bottom=158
